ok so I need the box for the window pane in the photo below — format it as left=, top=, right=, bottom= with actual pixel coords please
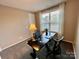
left=40, top=7, right=64, bottom=33
left=40, top=13, right=49, bottom=31
left=50, top=24, right=59, bottom=32
left=41, top=13, right=49, bottom=23
left=50, top=10, right=60, bottom=24
left=40, top=23, right=49, bottom=31
left=50, top=10, right=60, bottom=32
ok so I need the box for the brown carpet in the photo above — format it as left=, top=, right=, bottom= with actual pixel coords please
left=37, top=41, right=75, bottom=59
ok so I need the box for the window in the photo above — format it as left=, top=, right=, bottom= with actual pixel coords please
left=40, top=13, right=49, bottom=31
left=50, top=10, right=60, bottom=32
left=40, top=4, right=64, bottom=33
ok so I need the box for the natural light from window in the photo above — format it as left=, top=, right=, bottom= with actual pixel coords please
left=40, top=7, right=64, bottom=33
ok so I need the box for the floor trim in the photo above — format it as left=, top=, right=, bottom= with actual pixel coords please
left=73, top=45, right=77, bottom=59
left=0, top=37, right=31, bottom=52
left=63, top=40, right=73, bottom=43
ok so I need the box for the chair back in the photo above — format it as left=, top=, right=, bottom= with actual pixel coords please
left=34, top=30, right=41, bottom=41
left=45, top=37, right=55, bottom=52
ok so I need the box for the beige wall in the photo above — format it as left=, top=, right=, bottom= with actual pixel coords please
left=64, top=0, right=78, bottom=43
left=0, top=5, right=34, bottom=50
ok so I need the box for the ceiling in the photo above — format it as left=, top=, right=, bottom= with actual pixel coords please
left=0, top=0, right=65, bottom=12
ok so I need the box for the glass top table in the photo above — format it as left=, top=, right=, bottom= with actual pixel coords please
left=27, top=32, right=64, bottom=59
left=28, top=32, right=56, bottom=52
left=40, top=32, right=56, bottom=44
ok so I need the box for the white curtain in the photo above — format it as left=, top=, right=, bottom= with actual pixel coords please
left=58, top=3, right=65, bottom=34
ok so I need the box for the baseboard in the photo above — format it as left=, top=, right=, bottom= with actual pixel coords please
left=64, top=40, right=76, bottom=59
left=0, top=39, right=73, bottom=52
left=73, top=45, right=77, bottom=59
left=63, top=40, right=73, bottom=43
left=0, top=37, right=31, bottom=52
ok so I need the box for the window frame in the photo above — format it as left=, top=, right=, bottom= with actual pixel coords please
left=39, top=4, right=65, bottom=34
